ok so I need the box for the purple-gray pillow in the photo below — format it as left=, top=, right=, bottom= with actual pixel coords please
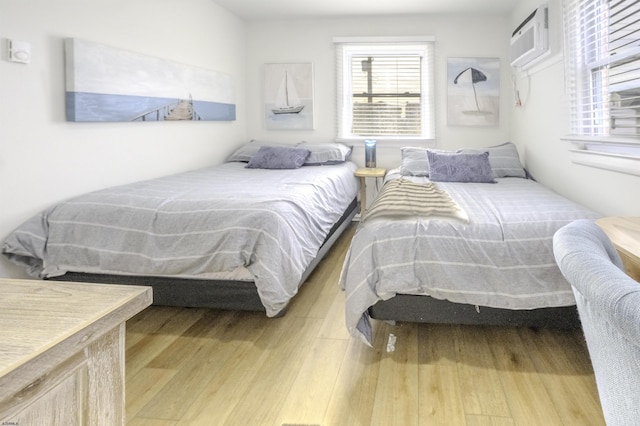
left=246, top=146, right=311, bottom=169
left=427, top=151, right=496, bottom=183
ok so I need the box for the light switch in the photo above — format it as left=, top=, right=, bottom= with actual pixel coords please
left=8, top=39, right=30, bottom=64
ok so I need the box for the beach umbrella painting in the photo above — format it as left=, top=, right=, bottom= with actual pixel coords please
left=453, top=67, right=488, bottom=113
left=447, top=57, right=499, bottom=126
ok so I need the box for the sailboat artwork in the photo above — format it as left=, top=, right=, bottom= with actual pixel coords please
left=447, top=57, right=500, bottom=127
left=264, top=63, right=314, bottom=130
left=272, top=72, right=305, bottom=115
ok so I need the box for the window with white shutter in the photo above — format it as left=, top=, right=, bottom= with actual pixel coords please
left=334, top=37, right=435, bottom=143
left=563, top=0, right=640, bottom=174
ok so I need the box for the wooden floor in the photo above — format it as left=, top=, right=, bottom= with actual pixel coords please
left=124, top=224, right=606, bottom=425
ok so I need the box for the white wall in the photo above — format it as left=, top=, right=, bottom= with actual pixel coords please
left=246, top=7, right=639, bottom=216
left=245, top=14, right=513, bottom=169
left=0, top=0, right=247, bottom=277
left=510, top=0, right=640, bottom=216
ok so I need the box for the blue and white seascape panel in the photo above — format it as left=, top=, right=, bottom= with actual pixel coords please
left=65, top=38, right=236, bottom=122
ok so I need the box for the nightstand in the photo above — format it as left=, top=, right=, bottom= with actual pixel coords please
left=596, top=216, right=640, bottom=281
left=355, top=167, right=386, bottom=217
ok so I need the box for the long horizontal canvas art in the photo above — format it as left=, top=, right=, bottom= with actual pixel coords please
left=65, top=38, right=235, bottom=122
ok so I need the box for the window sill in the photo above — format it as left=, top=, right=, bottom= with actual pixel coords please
left=564, top=146, right=640, bottom=178
left=567, top=149, right=640, bottom=176
left=562, top=136, right=640, bottom=176
left=561, top=135, right=640, bottom=146
left=336, top=137, right=436, bottom=148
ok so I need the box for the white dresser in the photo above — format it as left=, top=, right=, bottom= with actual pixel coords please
left=0, top=278, right=152, bottom=425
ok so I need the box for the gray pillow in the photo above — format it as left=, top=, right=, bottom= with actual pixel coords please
left=226, top=140, right=289, bottom=163
left=296, top=142, right=353, bottom=165
left=399, top=147, right=430, bottom=176
left=486, top=142, right=527, bottom=178
left=245, top=146, right=311, bottom=169
left=462, top=142, right=526, bottom=178
left=427, top=151, right=496, bottom=183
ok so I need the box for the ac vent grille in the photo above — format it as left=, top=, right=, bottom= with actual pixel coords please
left=510, top=4, right=549, bottom=69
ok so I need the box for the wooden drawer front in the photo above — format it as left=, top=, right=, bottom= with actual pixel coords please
left=0, top=351, right=88, bottom=425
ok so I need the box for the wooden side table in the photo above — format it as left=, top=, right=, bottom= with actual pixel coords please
left=596, top=216, right=640, bottom=281
left=355, top=167, right=386, bottom=217
left=0, top=279, right=152, bottom=425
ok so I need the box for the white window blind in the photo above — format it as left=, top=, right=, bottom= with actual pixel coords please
left=564, top=0, right=640, bottom=141
left=609, top=0, right=640, bottom=136
left=334, top=37, right=435, bottom=142
left=563, top=0, right=640, bottom=175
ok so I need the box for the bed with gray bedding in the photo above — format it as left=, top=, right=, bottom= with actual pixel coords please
left=3, top=142, right=359, bottom=316
left=339, top=143, right=601, bottom=345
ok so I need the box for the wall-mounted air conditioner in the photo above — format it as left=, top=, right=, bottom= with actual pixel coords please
left=510, top=4, right=549, bottom=69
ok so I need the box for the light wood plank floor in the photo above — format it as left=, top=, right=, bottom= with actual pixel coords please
left=125, top=224, right=606, bottom=425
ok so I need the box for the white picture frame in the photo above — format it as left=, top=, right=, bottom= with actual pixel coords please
left=65, top=38, right=235, bottom=122
left=264, top=63, right=314, bottom=130
left=447, top=57, right=500, bottom=127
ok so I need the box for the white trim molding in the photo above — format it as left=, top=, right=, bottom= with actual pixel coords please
left=568, top=149, right=640, bottom=177
left=562, top=136, right=640, bottom=177
left=332, top=36, right=436, bottom=44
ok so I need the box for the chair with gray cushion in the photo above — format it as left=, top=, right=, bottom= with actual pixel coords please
left=553, top=219, right=640, bottom=426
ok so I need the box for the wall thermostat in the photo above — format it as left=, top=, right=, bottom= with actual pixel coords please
left=8, top=39, right=31, bottom=64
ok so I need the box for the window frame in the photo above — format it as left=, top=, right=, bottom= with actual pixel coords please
left=563, top=0, right=640, bottom=175
left=334, top=36, right=436, bottom=145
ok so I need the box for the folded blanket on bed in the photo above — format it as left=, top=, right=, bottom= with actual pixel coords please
left=363, top=179, right=468, bottom=223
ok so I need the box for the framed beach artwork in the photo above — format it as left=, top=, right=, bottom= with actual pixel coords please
left=447, top=57, right=500, bottom=127
left=264, top=63, right=314, bottom=130
left=65, top=38, right=236, bottom=122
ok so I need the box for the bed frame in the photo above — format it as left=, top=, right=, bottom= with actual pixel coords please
left=368, top=294, right=581, bottom=329
left=49, top=198, right=358, bottom=316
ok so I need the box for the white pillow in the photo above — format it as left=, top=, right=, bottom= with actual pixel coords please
left=398, top=142, right=527, bottom=178
left=462, top=142, right=527, bottom=178
left=226, top=140, right=290, bottom=163
left=399, top=147, right=430, bottom=176
left=296, top=142, right=353, bottom=165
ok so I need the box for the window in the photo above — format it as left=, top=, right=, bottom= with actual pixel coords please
left=334, top=37, right=435, bottom=143
left=563, top=0, right=640, bottom=174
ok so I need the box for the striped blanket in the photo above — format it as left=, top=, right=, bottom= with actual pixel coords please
left=340, top=173, right=601, bottom=346
left=363, top=179, right=468, bottom=223
left=2, top=162, right=359, bottom=316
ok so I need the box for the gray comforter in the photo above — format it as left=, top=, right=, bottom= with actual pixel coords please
left=3, top=161, right=358, bottom=316
left=339, top=171, right=601, bottom=345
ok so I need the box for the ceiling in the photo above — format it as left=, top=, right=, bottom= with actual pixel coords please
left=211, top=0, right=517, bottom=21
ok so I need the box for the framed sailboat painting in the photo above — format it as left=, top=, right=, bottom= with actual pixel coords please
left=264, top=63, right=314, bottom=130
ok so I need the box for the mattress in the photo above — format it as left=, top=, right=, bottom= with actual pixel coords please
left=3, top=161, right=359, bottom=316
left=339, top=171, right=601, bottom=345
